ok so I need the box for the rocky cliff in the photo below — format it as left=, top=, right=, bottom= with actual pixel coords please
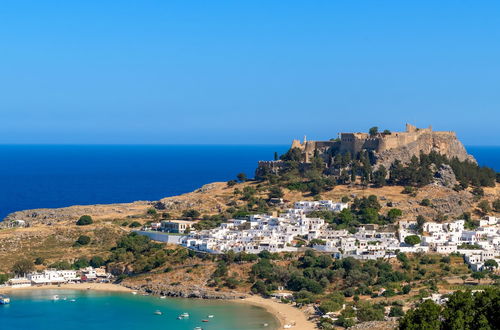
left=374, top=131, right=476, bottom=169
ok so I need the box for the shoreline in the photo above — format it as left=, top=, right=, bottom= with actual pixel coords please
left=1, top=283, right=316, bottom=329
left=0, top=282, right=133, bottom=293
left=233, top=295, right=317, bottom=330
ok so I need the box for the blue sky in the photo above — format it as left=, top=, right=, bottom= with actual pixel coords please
left=1, top=1, right=499, bottom=145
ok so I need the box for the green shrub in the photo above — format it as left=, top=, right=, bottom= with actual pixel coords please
left=75, top=235, right=91, bottom=246
left=129, top=221, right=142, bottom=228
left=76, top=215, right=93, bottom=226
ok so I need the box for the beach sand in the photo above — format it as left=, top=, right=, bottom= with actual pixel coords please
left=234, top=295, right=317, bottom=329
left=0, top=282, right=133, bottom=293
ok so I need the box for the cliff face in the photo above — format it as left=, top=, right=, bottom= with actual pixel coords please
left=374, top=132, right=476, bottom=169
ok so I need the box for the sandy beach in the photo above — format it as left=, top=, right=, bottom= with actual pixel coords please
left=0, top=282, right=132, bottom=294
left=1, top=283, right=316, bottom=329
left=234, top=295, right=317, bottom=329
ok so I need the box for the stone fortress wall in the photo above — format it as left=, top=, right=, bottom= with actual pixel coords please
left=286, top=124, right=474, bottom=168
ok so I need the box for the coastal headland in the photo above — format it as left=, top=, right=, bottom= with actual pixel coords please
left=1, top=125, right=499, bottom=329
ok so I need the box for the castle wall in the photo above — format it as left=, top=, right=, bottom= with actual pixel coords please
left=283, top=125, right=470, bottom=169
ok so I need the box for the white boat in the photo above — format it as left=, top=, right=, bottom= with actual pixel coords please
left=131, top=291, right=138, bottom=295
left=69, top=299, right=76, bottom=302
left=194, top=327, right=203, bottom=330
left=160, top=296, right=166, bottom=299
left=0, top=295, right=10, bottom=305
left=52, top=295, right=60, bottom=301
left=208, top=315, right=214, bottom=318
left=180, top=312, right=189, bottom=318
left=154, top=310, right=162, bottom=315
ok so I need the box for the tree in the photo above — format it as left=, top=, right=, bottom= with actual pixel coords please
left=319, top=300, right=343, bottom=313
left=369, top=126, right=379, bottom=136
left=0, top=273, right=9, bottom=285
left=484, top=259, right=498, bottom=271
left=75, top=235, right=91, bottom=246
left=356, top=302, right=385, bottom=322
left=73, top=257, right=90, bottom=269
left=90, top=256, right=105, bottom=268
left=227, top=180, right=237, bottom=187
left=146, top=208, right=157, bottom=216
left=373, top=165, right=387, bottom=187
left=478, top=200, right=491, bottom=214
left=12, top=259, right=35, bottom=276
left=237, top=173, right=247, bottom=182
left=404, top=235, right=421, bottom=246
left=399, top=300, right=442, bottom=330
left=34, top=257, right=44, bottom=265
left=420, top=198, right=431, bottom=206
left=387, top=208, right=403, bottom=222
left=274, top=152, right=279, bottom=161
left=129, top=221, right=141, bottom=228
left=76, top=215, right=93, bottom=226
left=389, top=306, right=404, bottom=317
left=268, top=186, right=284, bottom=199
left=182, top=209, right=201, bottom=219
left=416, top=215, right=426, bottom=234
left=491, top=198, right=500, bottom=212
left=402, top=284, right=411, bottom=294
left=471, top=271, right=486, bottom=283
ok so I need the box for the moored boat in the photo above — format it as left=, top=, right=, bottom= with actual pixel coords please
left=0, top=295, right=10, bottom=305
left=154, top=310, right=162, bottom=315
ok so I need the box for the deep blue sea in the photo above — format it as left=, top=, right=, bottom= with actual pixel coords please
left=0, top=145, right=497, bottom=220
left=1, top=290, right=279, bottom=330
left=0, top=145, right=289, bottom=220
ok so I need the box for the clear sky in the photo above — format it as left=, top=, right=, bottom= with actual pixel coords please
left=1, top=1, right=499, bottom=145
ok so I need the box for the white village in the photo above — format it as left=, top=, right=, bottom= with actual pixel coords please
left=142, top=200, right=500, bottom=273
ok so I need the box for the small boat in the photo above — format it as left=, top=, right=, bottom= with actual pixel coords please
left=69, top=299, right=76, bottom=302
left=194, top=327, right=203, bottom=330
left=202, top=319, right=209, bottom=322
left=131, top=291, right=138, bottom=295
left=207, top=315, right=214, bottom=318
left=180, top=312, right=190, bottom=318
left=263, top=323, right=269, bottom=327
left=0, top=295, right=10, bottom=305
left=52, top=295, right=60, bottom=301
left=160, top=296, right=166, bottom=299
left=154, top=310, right=162, bottom=315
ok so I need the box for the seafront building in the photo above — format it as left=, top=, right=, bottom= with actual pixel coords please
left=3, top=267, right=112, bottom=289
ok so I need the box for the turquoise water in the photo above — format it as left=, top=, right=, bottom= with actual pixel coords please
left=0, top=290, right=279, bottom=330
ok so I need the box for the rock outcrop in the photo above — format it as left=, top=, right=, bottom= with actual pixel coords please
left=374, top=131, right=475, bottom=169
left=125, top=283, right=245, bottom=300
left=433, top=164, right=458, bottom=188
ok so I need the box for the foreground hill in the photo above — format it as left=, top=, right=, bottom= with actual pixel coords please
left=0, top=180, right=498, bottom=273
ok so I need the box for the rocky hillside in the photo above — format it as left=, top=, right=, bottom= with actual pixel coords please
left=374, top=131, right=475, bottom=169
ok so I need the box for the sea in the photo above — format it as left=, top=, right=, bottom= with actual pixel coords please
left=0, top=289, right=279, bottom=330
